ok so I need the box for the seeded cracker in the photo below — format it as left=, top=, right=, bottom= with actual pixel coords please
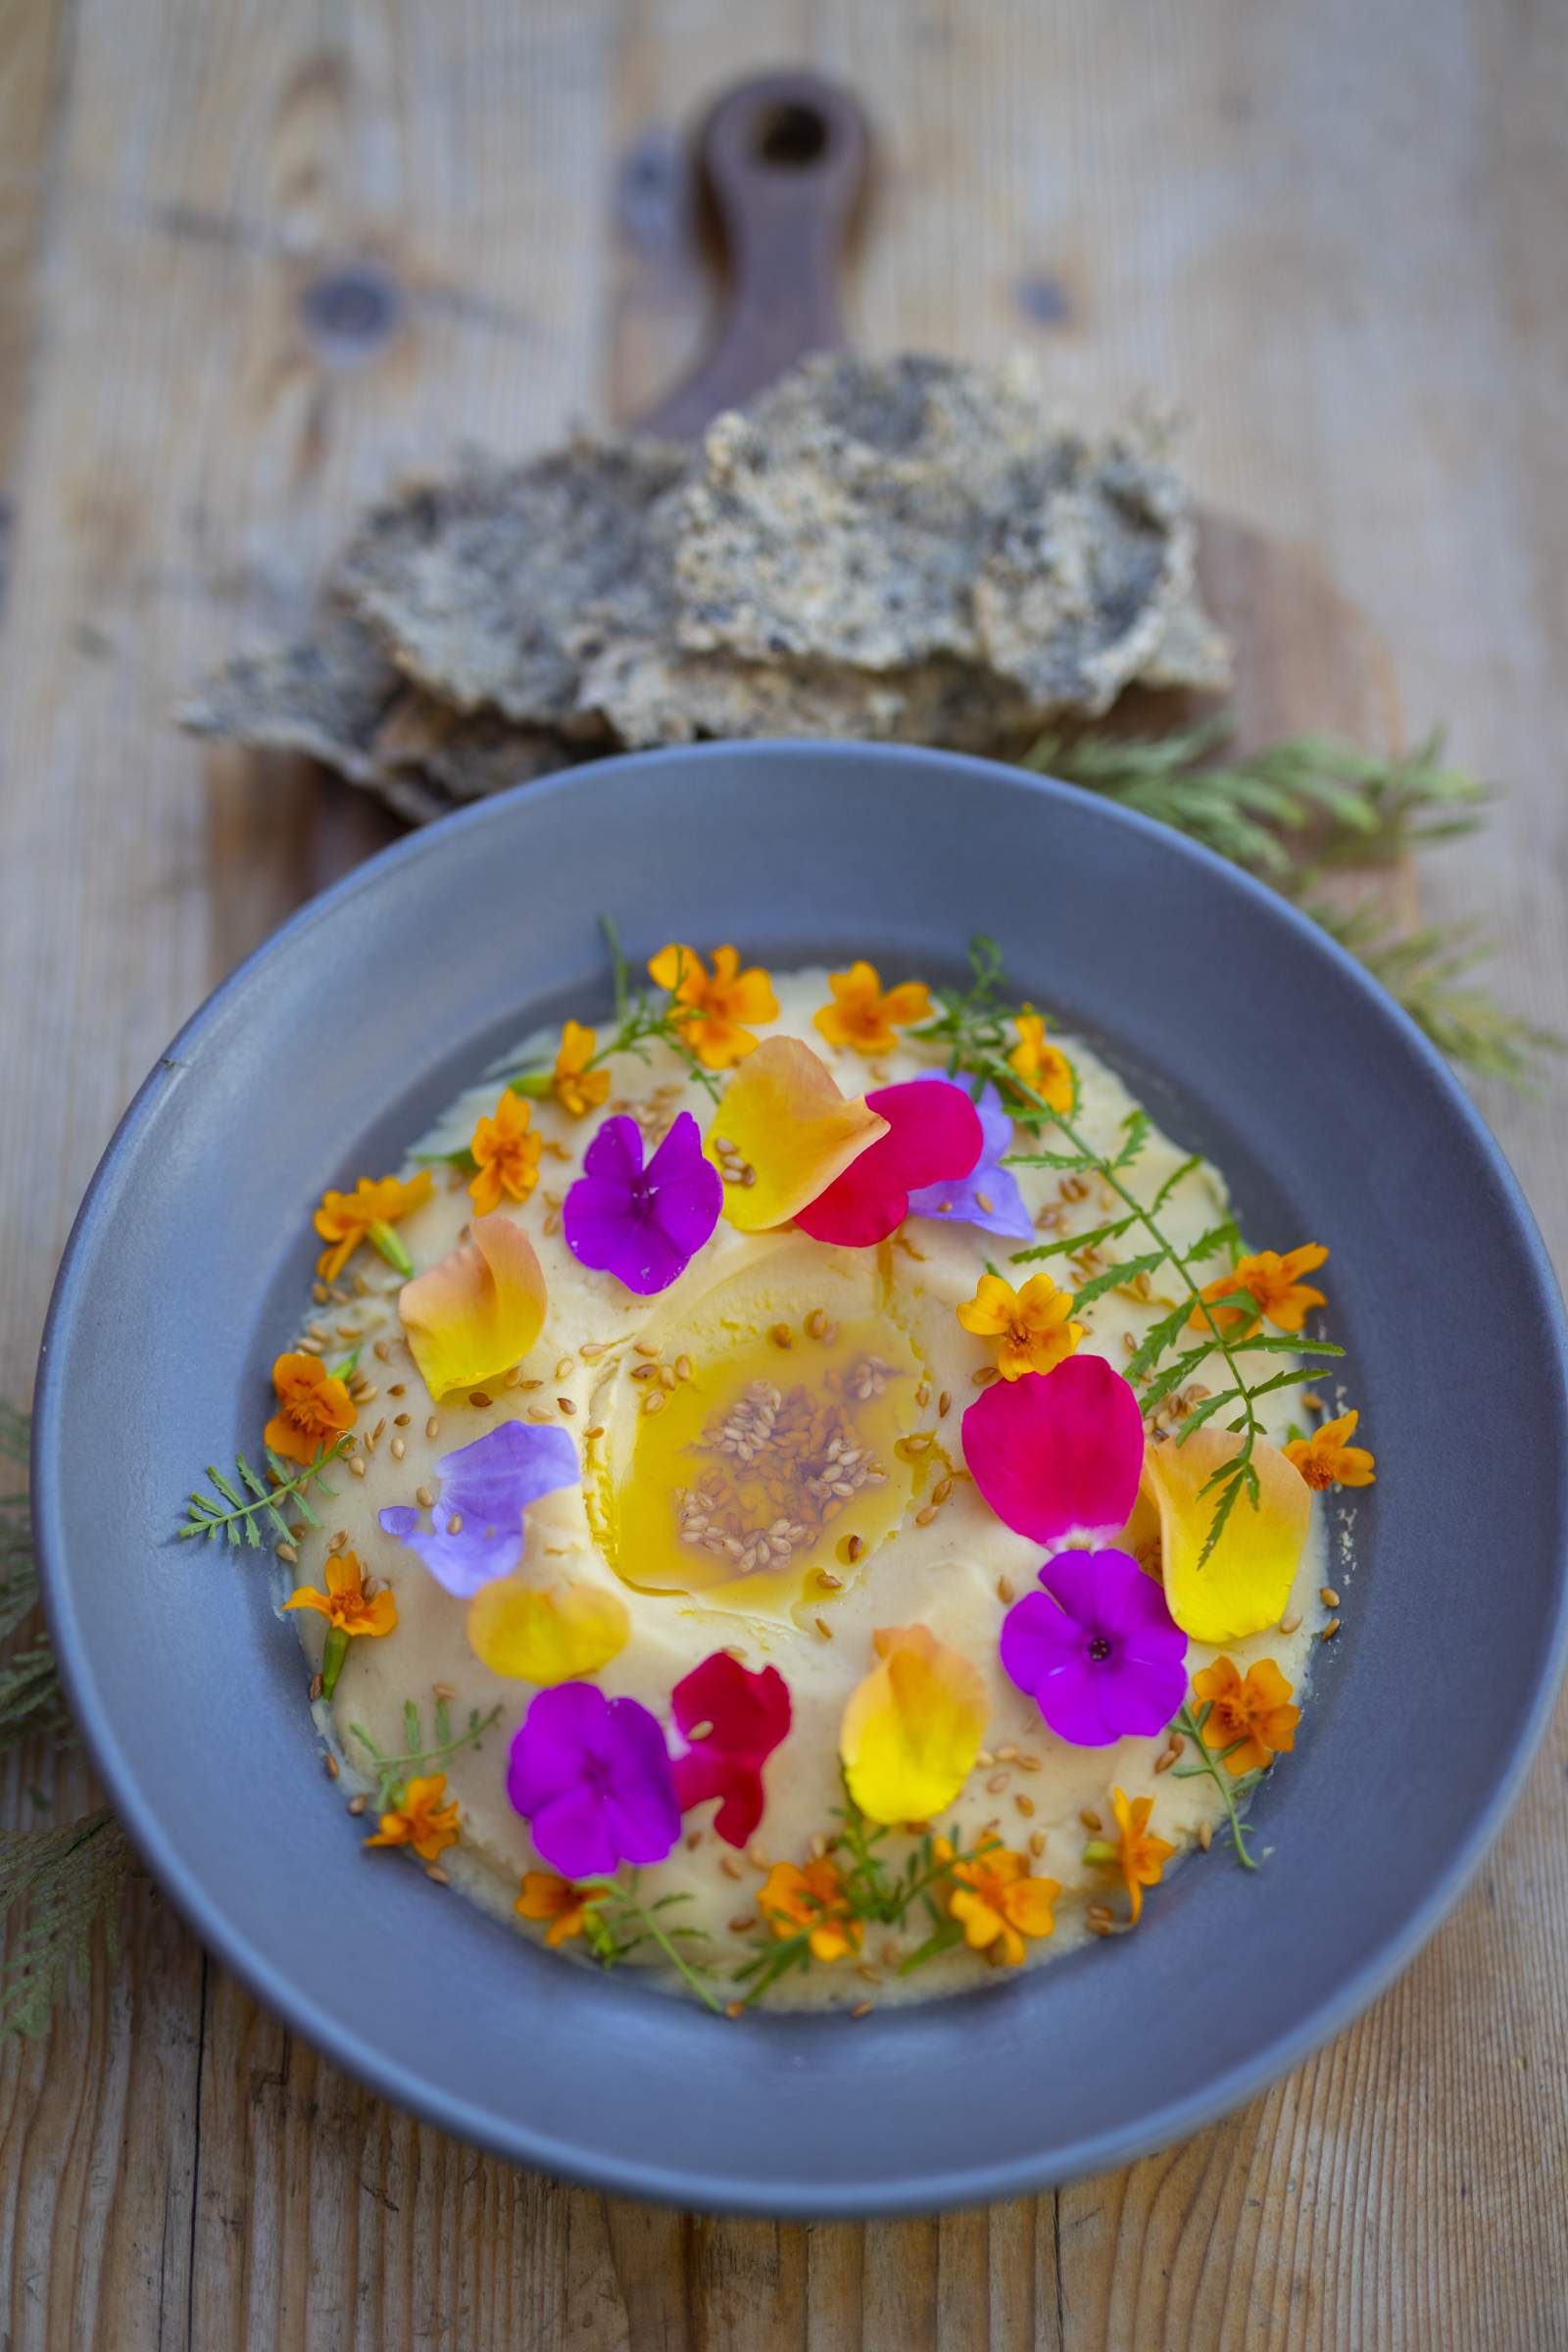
left=338, top=437, right=690, bottom=723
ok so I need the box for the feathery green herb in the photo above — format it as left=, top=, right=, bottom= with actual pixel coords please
left=177, top=1435, right=354, bottom=1547
left=575, top=1877, right=725, bottom=2011
left=495, top=914, right=724, bottom=1106
left=347, top=1696, right=505, bottom=1812
left=1170, top=1701, right=1266, bottom=1868
left=1303, top=902, right=1566, bottom=1092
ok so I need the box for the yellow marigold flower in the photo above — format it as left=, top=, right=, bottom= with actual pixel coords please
left=469, top=1088, right=543, bottom=1216
left=956, top=1269, right=1084, bottom=1381
left=932, top=1835, right=1059, bottom=1966
left=1192, top=1656, right=1300, bottom=1778
left=811, top=960, right=933, bottom=1055
left=1007, top=1005, right=1075, bottom=1113
left=1105, top=1787, right=1175, bottom=1927
left=1285, top=1408, right=1376, bottom=1491
left=264, top=1351, right=357, bottom=1466
left=365, top=1773, right=461, bottom=1863
left=1193, top=1244, right=1328, bottom=1336
left=649, top=942, right=778, bottom=1069
left=758, top=1856, right=862, bottom=1963
left=282, top=1549, right=397, bottom=1640
left=313, top=1171, right=432, bottom=1284
left=552, top=1020, right=611, bottom=1118
left=515, top=1870, right=595, bottom=1948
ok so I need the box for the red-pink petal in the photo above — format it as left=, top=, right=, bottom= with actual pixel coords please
left=962, top=1355, right=1145, bottom=1549
left=795, top=1078, right=983, bottom=1248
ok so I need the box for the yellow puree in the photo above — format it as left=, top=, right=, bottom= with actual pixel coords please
left=285, top=970, right=1329, bottom=2008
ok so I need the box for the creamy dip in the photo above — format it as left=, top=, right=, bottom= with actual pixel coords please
left=282, top=970, right=1328, bottom=2008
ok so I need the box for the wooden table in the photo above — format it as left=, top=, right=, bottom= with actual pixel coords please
left=3, top=5, right=1566, bottom=2344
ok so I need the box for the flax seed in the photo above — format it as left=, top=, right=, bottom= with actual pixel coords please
left=390, top=1437, right=406, bottom=1461
left=393, top=1411, right=411, bottom=1427
left=988, top=1772, right=1008, bottom=1794
left=1080, top=1809, right=1102, bottom=1833
left=634, top=1339, right=661, bottom=1358
left=806, top=1308, right=829, bottom=1341
left=1019, top=1753, right=1041, bottom=1773
left=810, top=1832, right=829, bottom=1859
left=815, top=1617, right=833, bottom=1641
left=996, top=1743, right=1017, bottom=1763
left=387, top=1382, right=405, bottom=1396
left=425, top=1864, right=450, bottom=1885
left=1030, top=1831, right=1046, bottom=1858
left=447, top=1515, right=464, bottom=1536
left=1198, top=1819, right=1213, bottom=1850
left=720, top=1855, right=744, bottom=1881
left=846, top=1534, right=865, bottom=1563
left=642, top=1391, right=666, bottom=1415
left=851, top=2002, right=873, bottom=2020
left=324, top=1752, right=340, bottom=1780
left=973, top=1365, right=1000, bottom=1387
left=1087, top=1917, right=1113, bottom=1937
left=915, top=1382, right=931, bottom=1409
left=914, top=1503, right=939, bottom=1527
left=289, top=1523, right=307, bottom=1542
left=997, top=1576, right=1015, bottom=1603
left=373, top=1339, right=393, bottom=1363
left=276, top=1542, right=299, bottom=1564
left=296, top=1333, right=324, bottom=1354
left=1322, top=1616, right=1342, bottom=1641
left=816, top=1570, right=843, bottom=1591
left=725, top=2001, right=745, bottom=2021
left=1015, top=1794, right=1036, bottom=1819
left=468, top=1390, right=493, bottom=1408
left=855, top=1964, right=880, bottom=1986
left=686, top=1831, right=703, bottom=1852
left=1154, top=1748, right=1176, bottom=1775
left=558, top=1396, right=577, bottom=1415
left=308, top=1670, right=323, bottom=1700
left=675, top=1355, right=693, bottom=1382
left=727, top=1911, right=757, bottom=1935
left=585, top=1424, right=605, bottom=1442
left=768, top=1321, right=793, bottom=1348
left=555, top=1355, right=574, bottom=1381
left=416, top=1485, right=434, bottom=1509
left=629, top=1361, right=657, bottom=1380
left=312, top=1282, right=328, bottom=1304
left=1086, top=1901, right=1114, bottom=1927
left=1320, top=1586, right=1341, bottom=1607
left=1167, top=1733, right=1185, bottom=1758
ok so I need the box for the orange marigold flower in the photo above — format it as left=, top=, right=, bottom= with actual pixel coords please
left=468, top=1088, right=543, bottom=1216
left=932, top=1836, right=1059, bottom=1966
left=758, top=1856, right=862, bottom=1963
left=1105, top=1788, right=1175, bottom=1926
left=1285, top=1408, right=1376, bottom=1491
left=648, top=942, right=778, bottom=1070
left=1191, top=1655, right=1300, bottom=1777
left=365, top=1773, right=461, bottom=1863
left=1007, top=1005, right=1075, bottom=1113
left=956, top=1269, right=1084, bottom=1381
left=552, top=1020, right=612, bottom=1118
left=313, top=1171, right=432, bottom=1283
left=515, top=1869, right=596, bottom=1947
left=811, top=960, right=933, bottom=1056
left=264, top=1351, right=357, bottom=1467
left=282, top=1549, right=397, bottom=1640
left=1192, top=1244, right=1328, bottom=1336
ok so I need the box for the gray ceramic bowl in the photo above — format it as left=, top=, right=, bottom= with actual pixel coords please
left=33, top=742, right=1568, bottom=2215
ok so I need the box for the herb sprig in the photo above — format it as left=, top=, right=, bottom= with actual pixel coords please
left=177, top=1436, right=354, bottom=1547
left=1170, top=1700, right=1266, bottom=1867
left=917, top=940, right=1342, bottom=1562
left=576, top=1876, right=724, bottom=2011
left=347, top=1695, right=504, bottom=1812
left=494, top=915, right=724, bottom=1109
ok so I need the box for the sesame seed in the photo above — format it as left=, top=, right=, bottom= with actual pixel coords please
left=851, top=2002, right=873, bottom=2021
left=1019, top=1754, right=1041, bottom=1773
left=675, top=1355, right=693, bottom=1382
left=642, top=1391, right=666, bottom=1415
left=555, top=1355, right=574, bottom=1382
left=846, top=1534, right=865, bottom=1563
left=426, top=1417, right=440, bottom=1441
left=308, top=1671, right=323, bottom=1701
left=391, top=1438, right=406, bottom=1461
left=432, top=1681, right=455, bottom=1699
left=517, top=1379, right=543, bottom=1392
left=393, top=1412, right=411, bottom=1427
left=1015, top=1793, right=1035, bottom=1817
left=975, top=1749, right=995, bottom=1768
left=1280, top=1608, right=1302, bottom=1635
left=914, top=1503, right=939, bottom=1527
left=815, top=1617, right=833, bottom=1641
left=720, top=1855, right=744, bottom=1881
left=504, top=1366, right=522, bottom=1389
left=1080, top=1809, right=1102, bottom=1833
left=988, top=1772, right=1008, bottom=1794
left=973, top=1365, right=1000, bottom=1387
left=585, top=1424, right=605, bottom=1442
left=424, top=1864, right=450, bottom=1886
left=558, top=1396, right=576, bottom=1415
left=810, top=1833, right=829, bottom=1859
left=634, top=1340, right=661, bottom=1358
left=276, top=1542, right=299, bottom=1564
left=313, top=1282, right=328, bottom=1304
left=295, top=1335, right=324, bottom=1355
left=938, top=1390, right=952, bottom=1417
left=816, top=1570, right=843, bottom=1591
left=807, top=1309, right=828, bottom=1341
left=1029, top=1831, right=1046, bottom=1858
left=347, top=1794, right=367, bottom=1816
left=1086, top=1901, right=1114, bottom=1926
left=373, top=1340, right=393, bottom=1363
left=1153, top=1748, right=1176, bottom=1775
left=725, top=2002, right=744, bottom=2021
left=748, top=1844, right=769, bottom=1871
left=768, top=1322, right=793, bottom=1348
left=416, top=1485, right=434, bottom=1509
left=1322, top=1616, right=1342, bottom=1641
left=1198, top=1819, right=1213, bottom=1850
left=448, top=1515, right=464, bottom=1536
left=348, top=1457, right=367, bottom=1480
left=996, top=1576, right=1015, bottom=1603
left=580, top=1343, right=605, bottom=1362
left=1167, top=1733, right=1186, bottom=1758
left=728, top=1912, right=756, bottom=1934
left=1320, top=1586, right=1341, bottom=1607
left=308, top=1322, right=330, bottom=1343
left=658, top=1365, right=676, bottom=1391
left=387, top=1382, right=405, bottom=1396
left=324, top=1752, right=340, bottom=1780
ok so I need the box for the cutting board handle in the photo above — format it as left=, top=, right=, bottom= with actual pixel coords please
left=635, top=69, right=872, bottom=441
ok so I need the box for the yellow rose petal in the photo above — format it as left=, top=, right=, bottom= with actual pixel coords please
left=398, top=1214, right=547, bottom=1398
left=1141, top=1429, right=1311, bottom=1643
left=467, top=1578, right=630, bottom=1684
left=840, top=1624, right=988, bottom=1825
left=708, top=1037, right=888, bottom=1233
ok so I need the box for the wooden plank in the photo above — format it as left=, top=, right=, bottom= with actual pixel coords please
left=1, top=0, right=1566, bottom=2344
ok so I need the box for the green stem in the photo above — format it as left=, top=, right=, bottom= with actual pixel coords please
left=319, top=1625, right=349, bottom=1702
left=1171, top=1701, right=1259, bottom=1869
left=368, top=1221, right=413, bottom=1278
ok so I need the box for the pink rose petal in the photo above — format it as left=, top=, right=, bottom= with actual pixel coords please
left=962, top=1355, right=1145, bottom=1550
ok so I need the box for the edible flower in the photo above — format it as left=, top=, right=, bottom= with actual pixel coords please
left=282, top=1548, right=397, bottom=1699
left=563, top=1110, right=721, bottom=1295
left=757, top=1856, right=861, bottom=1962
left=506, top=1682, right=680, bottom=1879
left=1285, top=1408, right=1376, bottom=1491
left=467, top=1577, right=629, bottom=1684
left=839, top=1624, right=988, bottom=1825
left=515, top=1870, right=596, bottom=1948
left=379, top=1421, right=580, bottom=1594
left=956, top=1269, right=1083, bottom=1381
left=649, top=942, right=778, bottom=1069
left=365, top=1773, right=461, bottom=1863
left=551, top=1021, right=612, bottom=1118
left=795, top=1078, right=983, bottom=1250
left=314, top=1171, right=433, bottom=1283
left=1192, top=1244, right=1328, bottom=1336
left=1006, top=1005, right=1075, bottom=1114
left=669, top=1652, right=792, bottom=1847
left=398, top=1214, right=548, bottom=1398
left=1141, top=1427, right=1310, bottom=1643
left=265, top=1350, right=358, bottom=1466
left=468, top=1089, right=543, bottom=1216
left=1000, top=1548, right=1186, bottom=1747
left=1191, top=1655, right=1300, bottom=1776
left=962, top=1355, right=1145, bottom=1550
left=811, top=960, right=932, bottom=1056
left=1086, top=1788, right=1175, bottom=1926
left=707, top=1038, right=888, bottom=1232
left=931, top=1835, right=1059, bottom=1965
left=906, top=1077, right=1033, bottom=1241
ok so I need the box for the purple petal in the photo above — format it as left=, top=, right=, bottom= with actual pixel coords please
left=506, top=1686, right=679, bottom=1874
left=999, top=1589, right=1082, bottom=1689
left=1003, top=1551, right=1187, bottom=1747
left=1101, top=1649, right=1188, bottom=1737
left=507, top=1683, right=609, bottom=1815
left=1031, top=1653, right=1125, bottom=1746
left=580, top=1113, right=646, bottom=1187
left=563, top=1174, right=651, bottom=1272
left=529, top=1785, right=619, bottom=1879
left=565, top=1110, right=721, bottom=1294
left=377, top=1420, right=578, bottom=1596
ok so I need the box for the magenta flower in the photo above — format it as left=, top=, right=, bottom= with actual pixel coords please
left=1001, top=1548, right=1187, bottom=1745
left=906, top=1076, right=1033, bottom=1242
left=670, top=1651, right=792, bottom=1847
left=795, top=1078, right=983, bottom=1249
left=378, top=1420, right=578, bottom=1596
left=563, top=1110, right=722, bottom=1295
left=506, top=1681, right=681, bottom=1878
left=963, top=1354, right=1145, bottom=1551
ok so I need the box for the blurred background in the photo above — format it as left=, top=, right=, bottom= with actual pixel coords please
left=1, top=5, right=1564, bottom=2345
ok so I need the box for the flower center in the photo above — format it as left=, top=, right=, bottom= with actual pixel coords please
left=1087, top=1634, right=1114, bottom=1664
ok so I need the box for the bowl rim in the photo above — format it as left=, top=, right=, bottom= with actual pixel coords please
left=31, top=739, right=1568, bottom=2214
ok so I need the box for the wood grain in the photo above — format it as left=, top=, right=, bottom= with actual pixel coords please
left=1, top=2, right=1566, bottom=2347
